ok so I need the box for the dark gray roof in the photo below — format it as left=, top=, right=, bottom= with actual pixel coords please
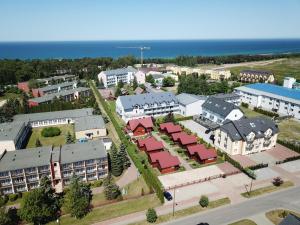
left=14, top=108, right=93, bottom=122
left=279, top=214, right=300, bottom=225
left=119, top=92, right=178, bottom=110
left=29, top=87, right=90, bottom=103
left=38, top=81, right=76, bottom=92
left=240, top=70, right=273, bottom=76
left=0, top=146, right=52, bottom=171
left=0, top=140, right=107, bottom=172
left=74, top=115, right=105, bottom=132
left=37, top=74, right=76, bottom=83
left=202, top=97, right=241, bottom=118
left=0, top=121, right=26, bottom=142
left=103, top=66, right=137, bottom=76
left=213, top=93, right=240, bottom=100
left=220, top=117, right=279, bottom=141
left=59, top=140, right=107, bottom=164
left=176, top=93, right=207, bottom=106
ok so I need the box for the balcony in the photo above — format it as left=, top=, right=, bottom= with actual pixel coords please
left=27, top=177, right=38, bottom=183
left=0, top=182, right=12, bottom=186
left=13, top=180, right=25, bottom=185
left=75, top=171, right=85, bottom=175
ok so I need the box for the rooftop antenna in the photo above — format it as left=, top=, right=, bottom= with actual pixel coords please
left=116, top=46, right=151, bottom=66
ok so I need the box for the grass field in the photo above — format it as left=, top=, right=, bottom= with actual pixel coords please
left=241, top=181, right=294, bottom=198
left=228, top=219, right=257, bottom=225
left=48, top=194, right=161, bottom=225
left=26, top=124, right=75, bottom=148
left=277, top=119, right=300, bottom=141
left=230, top=57, right=300, bottom=83
left=0, top=92, right=20, bottom=100
left=240, top=106, right=269, bottom=118
left=265, top=209, right=300, bottom=225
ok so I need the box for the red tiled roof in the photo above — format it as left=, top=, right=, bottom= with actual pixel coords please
left=137, top=136, right=156, bottom=148
left=171, top=132, right=197, bottom=145
left=149, top=151, right=180, bottom=169
left=127, top=117, right=154, bottom=131
left=187, top=144, right=217, bottom=160
left=159, top=122, right=182, bottom=134
left=144, top=141, right=164, bottom=152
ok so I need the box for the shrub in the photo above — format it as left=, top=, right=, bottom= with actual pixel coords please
left=146, top=208, right=158, bottom=223
left=253, top=107, right=279, bottom=117
left=199, top=195, right=209, bottom=207
left=272, top=177, right=284, bottom=187
left=9, top=194, right=18, bottom=202
left=17, top=192, right=22, bottom=198
left=91, top=180, right=103, bottom=188
left=41, top=127, right=61, bottom=137
left=241, top=102, right=249, bottom=108
left=3, top=195, right=9, bottom=204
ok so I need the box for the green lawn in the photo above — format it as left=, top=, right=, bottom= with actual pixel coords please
left=265, top=209, right=300, bottom=225
left=229, top=219, right=257, bottom=225
left=106, top=100, right=125, bottom=126
left=48, top=194, right=161, bottom=225
left=230, top=57, right=300, bottom=83
left=129, top=197, right=230, bottom=225
left=241, top=181, right=294, bottom=198
left=26, top=124, right=75, bottom=148
left=0, top=92, right=20, bottom=100
left=277, top=119, right=300, bottom=142
left=240, top=106, right=269, bottom=118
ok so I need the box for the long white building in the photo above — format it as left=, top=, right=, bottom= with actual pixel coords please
left=176, top=93, right=207, bottom=116
left=98, top=66, right=138, bottom=88
left=234, top=82, right=300, bottom=120
left=116, top=92, right=179, bottom=122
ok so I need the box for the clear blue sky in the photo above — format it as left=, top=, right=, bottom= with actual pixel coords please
left=0, top=0, right=300, bottom=41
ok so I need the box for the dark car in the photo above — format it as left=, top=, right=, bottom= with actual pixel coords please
left=197, top=223, right=209, bottom=225
left=163, top=191, right=173, bottom=201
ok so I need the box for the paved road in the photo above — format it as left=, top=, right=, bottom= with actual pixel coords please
left=163, top=187, right=300, bottom=225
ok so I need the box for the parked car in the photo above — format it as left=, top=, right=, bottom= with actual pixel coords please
left=163, top=191, right=173, bottom=201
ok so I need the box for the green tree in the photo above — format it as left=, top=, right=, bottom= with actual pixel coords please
left=163, top=113, right=175, bottom=123
left=115, top=86, right=122, bottom=97
left=162, top=77, right=175, bottom=87
left=118, top=144, right=131, bottom=170
left=64, top=175, right=92, bottom=219
left=0, top=206, right=10, bottom=225
left=103, top=173, right=121, bottom=200
left=132, top=76, right=138, bottom=90
left=199, top=195, right=209, bottom=207
left=35, top=138, right=42, bottom=147
left=66, top=132, right=74, bottom=144
left=146, top=208, right=158, bottom=223
left=19, top=176, right=59, bottom=225
left=117, top=80, right=124, bottom=89
left=146, top=74, right=155, bottom=84
left=110, top=145, right=123, bottom=177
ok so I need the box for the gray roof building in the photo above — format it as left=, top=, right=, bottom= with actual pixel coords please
left=212, top=93, right=240, bottom=101
left=14, top=108, right=94, bottom=122
left=219, top=117, right=279, bottom=141
left=0, top=140, right=107, bottom=172
left=176, top=93, right=207, bottom=106
left=103, top=66, right=137, bottom=76
left=37, top=81, right=76, bottom=92
left=240, top=70, right=273, bottom=76
left=202, top=97, right=241, bottom=118
left=119, top=92, right=178, bottom=111
left=0, top=121, right=26, bottom=142
left=75, top=115, right=105, bottom=132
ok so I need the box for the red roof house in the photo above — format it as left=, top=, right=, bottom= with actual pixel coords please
left=149, top=151, right=180, bottom=174
left=137, top=136, right=164, bottom=154
left=159, top=122, right=182, bottom=135
left=126, top=117, right=154, bottom=136
left=187, top=144, right=217, bottom=164
left=17, top=82, right=30, bottom=93
left=171, top=132, right=197, bottom=148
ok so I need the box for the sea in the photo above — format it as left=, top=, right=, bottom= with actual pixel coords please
left=1, top=39, right=300, bottom=60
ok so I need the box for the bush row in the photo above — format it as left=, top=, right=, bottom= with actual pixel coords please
left=41, top=127, right=61, bottom=137
left=253, top=107, right=279, bottom=118
left=90, top=81, right=165, bottom=203
left=248, top=163, right=268, bottom=170
left=275, top=155, right=300, bottom=164
left=277, top=139, right=300, bottom=154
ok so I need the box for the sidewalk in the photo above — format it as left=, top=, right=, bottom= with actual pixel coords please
left=152, top=132, right=192, bottom=171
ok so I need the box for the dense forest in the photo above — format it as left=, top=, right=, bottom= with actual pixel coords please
left=1, top=53, right=300, bottom=85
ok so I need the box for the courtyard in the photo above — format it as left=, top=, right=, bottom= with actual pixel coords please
left=26, top=124, right=75, bottom=148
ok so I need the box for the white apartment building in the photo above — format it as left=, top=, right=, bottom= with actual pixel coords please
left=98, top=66, right=138, bottom=88
left=116, top=92, right=180, bottom=122
left=202, top=97, right=244, bottom=125
left=214, top=117, right=278, bottom=155
left=234, top=83, right=300, bottom=120
left=176, top=93, right=207, bottom=116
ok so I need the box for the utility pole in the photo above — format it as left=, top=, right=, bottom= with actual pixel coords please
left=172, top=187, right=176, bottom=216
left=116, top=46, right=150, bottom=66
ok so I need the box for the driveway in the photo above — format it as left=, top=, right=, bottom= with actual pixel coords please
left=179, top=120, right=213, bottom=144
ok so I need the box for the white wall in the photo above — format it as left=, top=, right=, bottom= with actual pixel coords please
left=225, top=109, right=244, bottom=121
left=0, top=140, right=16, bottom=151
left=179, top=100, right=206, bottom=116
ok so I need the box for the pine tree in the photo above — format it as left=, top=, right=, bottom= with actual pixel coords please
left=66, top=132, right=74, bottom=144
left=109, top=145, right=123, bottom=177
left=35, top=138, right=42, bottom=147
left=103, top=173, right=121, bottom=200
left=146, top=208, right=158, bottom=223
left=132, top=77, right=138, bottom=90
left=118, top=144, right=131, bottom=170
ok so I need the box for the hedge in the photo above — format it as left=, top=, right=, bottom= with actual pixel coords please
left=41, top=127, right=61, bottom=137
left=253, top=107, right=279, bottom=117
left=175, top=116, right=193, bottom=122
left=90, top=81, right=165, bottom=203
left=277, top=139, right=300, bottom=154
left=241, top=102, right=249, bottom=108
